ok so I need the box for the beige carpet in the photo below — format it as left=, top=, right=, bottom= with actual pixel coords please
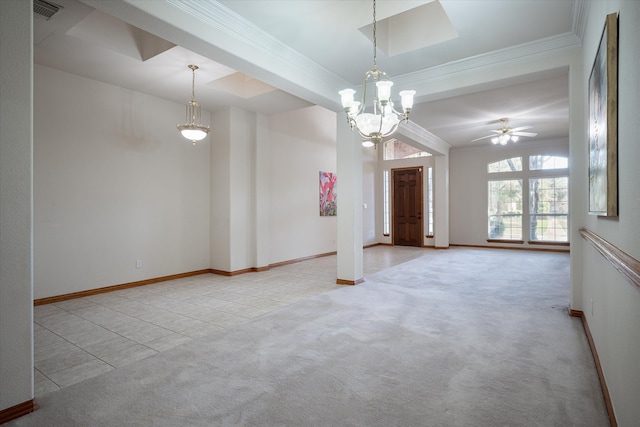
left=9, top=247, right=609, bottom=426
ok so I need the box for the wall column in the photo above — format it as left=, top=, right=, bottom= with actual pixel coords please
left=336, top=117, right=364, bottom=284
left=210, top=107, right=259, bottom=273
left=0, top=0, right=34, bottom=419
left=434, top=154, right=450, bottom=248
left=254, top=113, right=270, bottom=269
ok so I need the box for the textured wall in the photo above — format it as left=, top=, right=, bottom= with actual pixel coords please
left=577, top=1, right=640, bottom=425
left=0, top=0, right=33, bottom=411
left=34, top=65, right=211, bottom=299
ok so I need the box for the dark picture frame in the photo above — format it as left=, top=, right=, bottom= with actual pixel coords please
left=588, top=12, right=618, bottom=216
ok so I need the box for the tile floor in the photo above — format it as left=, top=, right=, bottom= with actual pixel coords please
left=34, top=246, right=427, bottom=396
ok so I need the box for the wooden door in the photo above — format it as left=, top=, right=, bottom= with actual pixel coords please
left=393, top=168, right=423, bottom=247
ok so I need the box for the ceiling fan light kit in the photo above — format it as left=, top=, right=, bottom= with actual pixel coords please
left=472, top=118, right=537, bottom=145
left=338, top=0, right=416, bottom=148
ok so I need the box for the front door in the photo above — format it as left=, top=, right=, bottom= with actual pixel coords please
left=393, top=168, right=423, bottom=247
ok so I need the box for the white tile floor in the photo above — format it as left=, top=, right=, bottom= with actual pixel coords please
left=34, top=246, right=427, bottom=396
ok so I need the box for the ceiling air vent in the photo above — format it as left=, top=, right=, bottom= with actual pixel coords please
left=34, top=0, right=62, bottom=20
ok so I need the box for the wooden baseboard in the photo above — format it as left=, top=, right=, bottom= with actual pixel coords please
left=34, top=270, right=210, bottom=306
left=267, top=251, right=337, bottom=270
left=0, top=399, right=35, bottom=424
left=569, top=309, right=617, bottom=427
left=336, top=278, right=365, bottom=286
left=34, top=246, right=391, bottom=305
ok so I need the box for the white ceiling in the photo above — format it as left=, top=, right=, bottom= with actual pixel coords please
left=33, top=0, right=578, bottom=148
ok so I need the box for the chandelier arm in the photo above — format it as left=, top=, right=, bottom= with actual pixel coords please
left=389, top=105, right=411, bottom=122
left=381, top=120, right=402, bottom=140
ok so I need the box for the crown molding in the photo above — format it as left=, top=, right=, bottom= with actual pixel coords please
left=393, top=32, right=581, bottom=91
left=572, top=0, right=590, bottom=42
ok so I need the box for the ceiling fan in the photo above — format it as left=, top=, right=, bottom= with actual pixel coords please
left=472, top=118, right=537, bottom=145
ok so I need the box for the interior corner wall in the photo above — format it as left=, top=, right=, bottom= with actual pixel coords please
left=268, top=106, right=338, bottom=264
left=33, top=65, right=211, bottom=299
left=577, top=1, right=640, bottom=425
left=0, top=0, right=34, bottom=412
left=449, top=139, right=569, bottom=249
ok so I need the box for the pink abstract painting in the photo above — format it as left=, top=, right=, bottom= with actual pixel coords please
left=319, top=171, right=337, bottom=216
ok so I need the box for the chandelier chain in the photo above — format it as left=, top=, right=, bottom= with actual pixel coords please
left=372, top=0, right=377, bottom=70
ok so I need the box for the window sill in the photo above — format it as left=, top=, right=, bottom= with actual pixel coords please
left=425, top=235, right=433, bottom=239
left=486, top=239, right=525, bottom=244
left=528, top=241, right=570, bottom=246
left=383, top=234, right=390, bottom=237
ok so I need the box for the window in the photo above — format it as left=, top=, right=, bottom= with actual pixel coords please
left=383, top=170, right=390, bottom=235
left=383, top=138, right=432, bottom=160
left=427, top=167, right=433, bottom=236
left=488, top=179, right=523, bottom=240
left=488, top=157, right=522, bottom=173
left=529, top=177, right=568, bottom=242
left=487, top=155, right=568, bottom=243
left=529, top=155, right=568, bottom=170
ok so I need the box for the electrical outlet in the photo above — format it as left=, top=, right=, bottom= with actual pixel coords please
left=136, top=260, right=142, bottom=269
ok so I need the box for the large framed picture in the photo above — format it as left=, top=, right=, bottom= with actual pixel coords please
left=588, top=12, right=618, bottom=216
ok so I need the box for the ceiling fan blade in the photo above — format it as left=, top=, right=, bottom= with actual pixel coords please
left=510, top=125, right=533, bottom=132
left=512, top=131, right=537, bottom=137
left=471, top=134, right=495, bottom=142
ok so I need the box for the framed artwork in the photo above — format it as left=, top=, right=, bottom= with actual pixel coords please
left=319, top=171, right=337, bottom=216
left=588, top=12, right=618, bottom=216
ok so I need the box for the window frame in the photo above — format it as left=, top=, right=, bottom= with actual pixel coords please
left=486, top=154, right=569, bottom=245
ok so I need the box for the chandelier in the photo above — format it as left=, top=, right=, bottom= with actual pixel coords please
left=177, top=64, right=210, bottom=144
left=338, top=0, right=416, bottom=148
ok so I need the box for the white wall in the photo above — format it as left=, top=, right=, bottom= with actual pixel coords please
left=450, top=139, right=569, bottom=249
left=576, top=2, right=640, bottom=425
left=268, top=106, right=338, bottom=264
left=0, top=0, right=33, bottom=412
left=34, top=65, right=211, bottom=299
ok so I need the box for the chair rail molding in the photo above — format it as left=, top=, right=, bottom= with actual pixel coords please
left=580, top=228, right=640, bottom=290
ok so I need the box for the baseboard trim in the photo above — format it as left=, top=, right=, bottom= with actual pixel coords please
left=569, top=309, right=617, bottom=427
left=0, top=399, right=35, bottom=424
left=450, top=243, right=570, bottom=253
left=34, top=270, right=210, bottom=306
left=267, top=251, right=337, bottom=270
left=209, top=268, right=255, bottom=277
left=336, top=278, right=365, bottom=286
left=34, top=246, right=387, bottom=305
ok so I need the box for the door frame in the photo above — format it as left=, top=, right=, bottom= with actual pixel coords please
left=391, top=166, right=424, bottom=247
